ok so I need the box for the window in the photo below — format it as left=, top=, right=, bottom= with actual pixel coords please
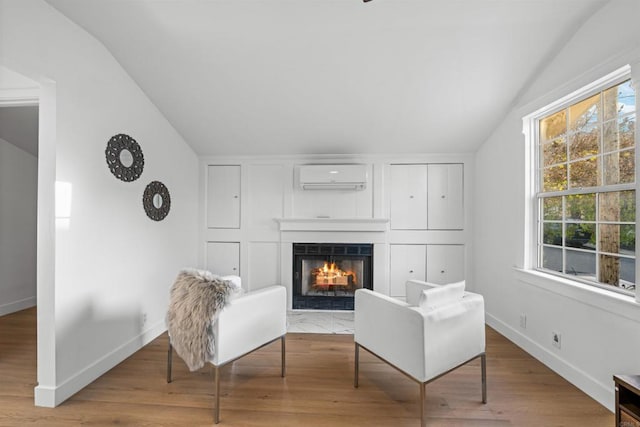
left=535, top=77, right=636, bottom=294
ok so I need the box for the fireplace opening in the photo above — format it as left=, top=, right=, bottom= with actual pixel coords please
left=293, top=243, right=373, bottom=310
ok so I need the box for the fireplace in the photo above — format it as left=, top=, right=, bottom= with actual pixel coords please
left=293, top=243, right=373, bottom=310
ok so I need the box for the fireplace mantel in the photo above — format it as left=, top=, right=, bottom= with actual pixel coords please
left=276, top=218, right=389, bottom=232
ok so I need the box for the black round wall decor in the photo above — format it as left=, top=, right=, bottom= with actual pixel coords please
left=105, top=133, right=144, bottom=182
left=143, top=181, right=171, bottom=221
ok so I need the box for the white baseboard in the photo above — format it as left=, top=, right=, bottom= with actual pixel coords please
left=0, top=296, right=36, bottom=317
left=485, top=313, right=614, bottom=412
left=34, top=321, right=166, bottom=407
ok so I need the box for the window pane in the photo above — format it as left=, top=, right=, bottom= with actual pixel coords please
left=540, top=110, right=566, bottom=141
left=566, top=223, right=595, bottom=250
left=599, top=255, right=636, bottom=287
left=599, top=191, right=636, bottom=222
left=598, top=254, right=623, bottom=286
left=542, top=245, right=562, bottom=272
left=621, top=224, right=635, bottom=254
left=620, top=257, right=636, bottom=286
left=566, top=249, right=596, bottom=278
left=619, top=115, right=636, bottom=149
left=543, top=223, right=562, bottom=246
left=569, top=126, right=600, bottom=160
left=542, top=164, right=567, bottom=192
left=603, top=86, right=618, bottom=121
left=542, top=137, right=567, bottom=166
left=603, top=120, right=618, bottom=153
left=599, top=224, right=635, bottom=255
left=620, top=190, right=636, bottom=222
left=543, top=197, right=562, bottom=220
left=566, top=193, right=595, bottom=221
left=604, top=115, right=636, bottom=153
left=569, top=157, right=599, bottom=188
left=569, top=94, right=599, bottom=132
left=604, top=149, right=635, bottom=185
left=617, top=80, right=636, bottom=116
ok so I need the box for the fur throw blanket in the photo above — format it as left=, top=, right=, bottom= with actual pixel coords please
left=166, top=269, right=239, bottom=371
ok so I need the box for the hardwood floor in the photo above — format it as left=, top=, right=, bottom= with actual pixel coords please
left=0, top=308, right=612, bottom=426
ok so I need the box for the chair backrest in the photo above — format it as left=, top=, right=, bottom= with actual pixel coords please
left=213, top=285, right=286, bottom=365
left=405, top=279, right=439, bottom=306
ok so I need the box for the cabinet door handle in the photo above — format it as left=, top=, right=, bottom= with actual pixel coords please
left=440, top=270, right=445, bottom=273
left=409, top=270, right=414, bottom=273
left=409, top=195, right=414, bottom=199
left=233, top=195, right=239, bottom=199
left=232, top=267, right=237, bottom=271
left=441, top=195, right=446, bottom=199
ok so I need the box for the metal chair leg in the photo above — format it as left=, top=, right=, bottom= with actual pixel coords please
left=214, top=365, right=220, bottom=424
left=281, top=335, right=286, bottom=377
left=420, top=382, right=426, bottom=427
left=167, top=343, right=173, bottom=383
left=354, top=342, right=360, bottom=388
left=481, top=353, right=487, bottom=404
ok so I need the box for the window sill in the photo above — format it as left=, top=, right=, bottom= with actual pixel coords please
left=513, top=268, right=640, bottom=323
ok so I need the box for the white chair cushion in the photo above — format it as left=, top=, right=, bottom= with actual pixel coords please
left=418, top=280, right=465, bottom=311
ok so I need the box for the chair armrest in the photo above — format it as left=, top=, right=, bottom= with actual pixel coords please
left=354, top=289, right=427, bottom=381
left=422, top=292, right=486, bottom=381
left=213, top=285, right=286, bottom=365
left=405, top=279, right=440, bottom=306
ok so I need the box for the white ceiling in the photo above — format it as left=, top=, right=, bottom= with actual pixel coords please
left=46, top=0, right=606, bottom=156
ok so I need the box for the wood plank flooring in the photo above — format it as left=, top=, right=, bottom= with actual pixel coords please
left=0, top=308, right=613, bottom=426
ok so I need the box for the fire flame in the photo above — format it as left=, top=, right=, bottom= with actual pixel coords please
left=314, top=262, right=357, bottom=285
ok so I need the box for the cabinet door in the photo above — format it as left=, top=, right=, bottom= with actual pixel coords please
left=207, top=165, right=240, bottom=228
left=427, top=164, right=463, bottom=230
left=206, top=242, right=240, bottom=276
left=426, top=245, right=464, bottom=285
left=389, top=244, right=426, bottom=297
left=390, top=165, right=428, bottom=230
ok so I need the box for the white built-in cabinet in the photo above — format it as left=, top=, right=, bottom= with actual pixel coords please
left=207, top=165, right=241, bottom=229
left=389, top=244, right=427, bottom=297
left=390, top=165, right=428, bottom=229
left=389, top=163, right=463, bottom=230
left=427, top=164, right=464, bottom=230
left=426, top=244, right=465, bottom=285
left=389, top=244, right=465, bottom=298
left=202, top=159, right=468, bottom=299
left=206, top=242, right=240, bottom=276
left=206, top=165, right=241, bottom=278
left=205, top=164, right=283, bottom=290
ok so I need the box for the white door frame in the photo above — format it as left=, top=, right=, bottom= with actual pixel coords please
left=1, top=74, right=58, bottom=407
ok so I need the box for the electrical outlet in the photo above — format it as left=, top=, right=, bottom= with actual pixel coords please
left=519, top=314, right=527, bottom=329
left=552, top=331, right=561, bottom=349
left=141, top=312, right=147, bottom=327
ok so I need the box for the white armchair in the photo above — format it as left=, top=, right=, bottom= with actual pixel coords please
left=167, top=284, right=287, bottom=424
left=354, top=279, right=486, bottom=427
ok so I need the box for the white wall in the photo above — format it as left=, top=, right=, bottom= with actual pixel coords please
left=0, top=0, right=199, bottom=406
left=474, top=0, right=640, bottom=411
left=0, top=138, right=37, bottom=315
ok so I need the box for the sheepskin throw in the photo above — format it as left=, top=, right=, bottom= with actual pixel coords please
left=166, top=269, right=235, bottom=371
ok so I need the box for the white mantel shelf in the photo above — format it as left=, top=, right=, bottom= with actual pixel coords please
left=276, top=218, right=389, bottom=232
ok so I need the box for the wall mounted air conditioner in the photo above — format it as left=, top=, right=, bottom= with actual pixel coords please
left=298, top=164, right=368, bottom=190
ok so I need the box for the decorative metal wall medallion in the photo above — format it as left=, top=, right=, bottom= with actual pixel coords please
left=105, top=133, right=144, bottom=182
left=143, top=181, right=171, bottom=221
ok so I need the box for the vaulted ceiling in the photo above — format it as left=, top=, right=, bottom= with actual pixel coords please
left=46, top=0, right=607, bottom=156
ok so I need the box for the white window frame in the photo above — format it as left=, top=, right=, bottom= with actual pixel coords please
left=523, top=65, right=639, bottom=301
